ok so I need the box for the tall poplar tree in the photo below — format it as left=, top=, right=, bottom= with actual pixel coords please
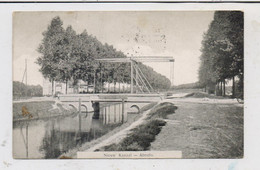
left=199, top=11, right=243, bottom=96
left=37, top=16, right=65, bottom=95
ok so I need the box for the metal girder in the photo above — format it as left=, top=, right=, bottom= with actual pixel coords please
left=95, top=57, right=175, bottom=63
left=95, top=56, right=175, bottom=93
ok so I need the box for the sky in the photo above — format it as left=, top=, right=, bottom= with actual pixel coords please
left=13, top=11, right=214, bottom=86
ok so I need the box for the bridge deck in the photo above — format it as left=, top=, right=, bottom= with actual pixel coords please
left=58, top=93, right=165, bottom=103
left=59, top=93, right=165, bottom=97
left=61, top=99, right=157, bottom=103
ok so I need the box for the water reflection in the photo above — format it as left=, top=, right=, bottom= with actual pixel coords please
left=101, top=102, right=127, bottom=124
left=13, top=102, right=126, bottom=159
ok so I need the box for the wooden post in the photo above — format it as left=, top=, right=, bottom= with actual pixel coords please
left=122, top=99, right=125, bottom=123
left=104, top=107, right=107, bottom=124
left=220, top=81, right=223, bottom=96
left=136, top=65, right=138, bottom=94
left=217, top=82, right=220, bottom=95
left=65, top=79, right=68, bottom=94
left=93, top=72, right=96, bottom=94
left=93, top=128, right=96, bottom=139
left=172, top=61, right=174, bottom=86
left=131, top=60, right=133, bottom=94
left=113, top=80, right=116, bottom=93
left=100, top=64, right=103, bottom=93
left=87, top=78, right=89, bottom=93
left=223, top=79, right=226, bottom=97
left=78, top=98, right=81, bottom=135
left=232, top=76, right=235, bottom=98
left=51, top=80, right=54, bottom=96
left=108, top=105, right=110, bottom=123
left=93, top=102, right=100, bottom=119
left=171, top=61, right=174, bottom=86
left=25, top=59, right=27, bottom=98
left=119, top=104, right=121, bottom=122
left=114, top=104, right=116, bottom=123
left=26, top=123, right=28, bottom=158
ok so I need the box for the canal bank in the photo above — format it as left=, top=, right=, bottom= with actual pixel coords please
left=13, top=99, right=76, bottom=122
left=13, top=97, right=158, bottom=159
left=97, top=102, right=177, bottom=152
left=150, top=96, right=243, bottom=158
left=60, top=102, right=158, bottom=158
left=61, top=92, right=243, bottom=159
left=60, top=101, right=178, bottom=158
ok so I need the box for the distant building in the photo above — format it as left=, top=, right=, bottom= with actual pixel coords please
left=42, top=78, right=74, bottom=96
left=42, top=78, right=95, bottom=96
left=42, top=78, right=53, bottom=96
left=78, top=80, right=93, bottom=93
left=43, top=78, right=131, bottom=95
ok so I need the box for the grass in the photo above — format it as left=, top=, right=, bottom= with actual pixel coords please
left=147, top=102, right=178, bottom=119
left=150, top=102, right=243, bottom=158
left=13, top=101, right=75, bottom=122
left=101, top=119, right=166, bottom=151
left=98, top=102, right=178, bottom=151
left=184, top=92, right=228, bottom=99
left=139, top=102, right=158, bottom=113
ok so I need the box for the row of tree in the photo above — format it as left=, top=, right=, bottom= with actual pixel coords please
left=13, top=81, right=43, bottom=99
left=198, top=11, right=244, bottom=97
left=37, top=16, right=171, bottom=94
left=172, top=82, right=204, bottom=90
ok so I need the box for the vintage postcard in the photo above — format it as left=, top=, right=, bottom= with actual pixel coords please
left=12, top=11, right=243, bottom=159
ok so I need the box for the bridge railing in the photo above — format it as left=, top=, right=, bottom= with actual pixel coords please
left=58, top=93, right=166, bottom=102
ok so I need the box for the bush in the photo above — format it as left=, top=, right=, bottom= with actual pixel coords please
left=102, top=119, right=166, bottom=151
left=13, top=81, right=43, bottom=99
left=148, top=102, right=177, bottom=119
left=99, top=102, right=177, bottom=152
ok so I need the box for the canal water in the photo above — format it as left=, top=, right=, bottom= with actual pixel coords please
left=13, top=102, right=130, bottom=159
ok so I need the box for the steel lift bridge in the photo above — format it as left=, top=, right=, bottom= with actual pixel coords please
left=58, top=56, right=175, bottom=120
left=96, top=56, right=175, bottom=94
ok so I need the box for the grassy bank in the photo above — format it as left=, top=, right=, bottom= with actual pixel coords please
left=147, top=102, right=178, bottom=119
left=101, top=119, right=166, bottom=151
left=98, top=102, right=178, bottom=151
left=59, top=102, right=159, bottom=158
left=184, top=92, right=227, bottom=99
left=13, top=100, right=76, bottom=122
left=150, top=101, right=243, bottom=158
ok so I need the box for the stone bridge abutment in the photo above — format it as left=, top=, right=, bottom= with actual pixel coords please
left=58, top=94, right=164, bottom=120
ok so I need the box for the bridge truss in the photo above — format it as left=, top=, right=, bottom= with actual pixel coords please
left=96, top=56, right=175, bottom=94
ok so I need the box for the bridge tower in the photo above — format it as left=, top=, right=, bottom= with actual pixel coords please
left=96, top=56, right=175, bottom=93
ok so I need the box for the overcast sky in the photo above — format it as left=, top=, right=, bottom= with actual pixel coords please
left=13, top=11, right=214, bottom=86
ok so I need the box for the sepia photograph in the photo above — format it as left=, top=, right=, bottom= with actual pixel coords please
left=12, top=11, right=244, bottom=159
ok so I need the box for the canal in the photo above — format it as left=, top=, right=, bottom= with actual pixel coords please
left=13, top=102, right=132, bottom=159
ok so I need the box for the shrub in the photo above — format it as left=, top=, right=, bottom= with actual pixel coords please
left=148, top=102, right=177, bottom=119
left=102, top=119, right=167, bottom=151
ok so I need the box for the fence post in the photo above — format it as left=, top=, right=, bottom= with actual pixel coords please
left=122, top=99, right=125, bottom=123
left=114, top=104, right=116, bottom=123
left=26, top=123, right=28, bottom=158
left=104, top=107, right=107, bottom=124
left=78, top=98, right=81, bottom=134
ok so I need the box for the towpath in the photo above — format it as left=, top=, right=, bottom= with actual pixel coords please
left=150, top=97, right=243, bottom=158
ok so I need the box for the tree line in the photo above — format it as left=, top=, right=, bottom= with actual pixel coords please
left=36, top=16, right=171, bottom=94
left=13, top=81, right=43, bottom=99
left=172, top=82, right=204, bottom=90
left=198, top=11, right=243, bottom=97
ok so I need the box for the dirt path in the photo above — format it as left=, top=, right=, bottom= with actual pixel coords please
left=150, top=99, right=243, bottom=158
